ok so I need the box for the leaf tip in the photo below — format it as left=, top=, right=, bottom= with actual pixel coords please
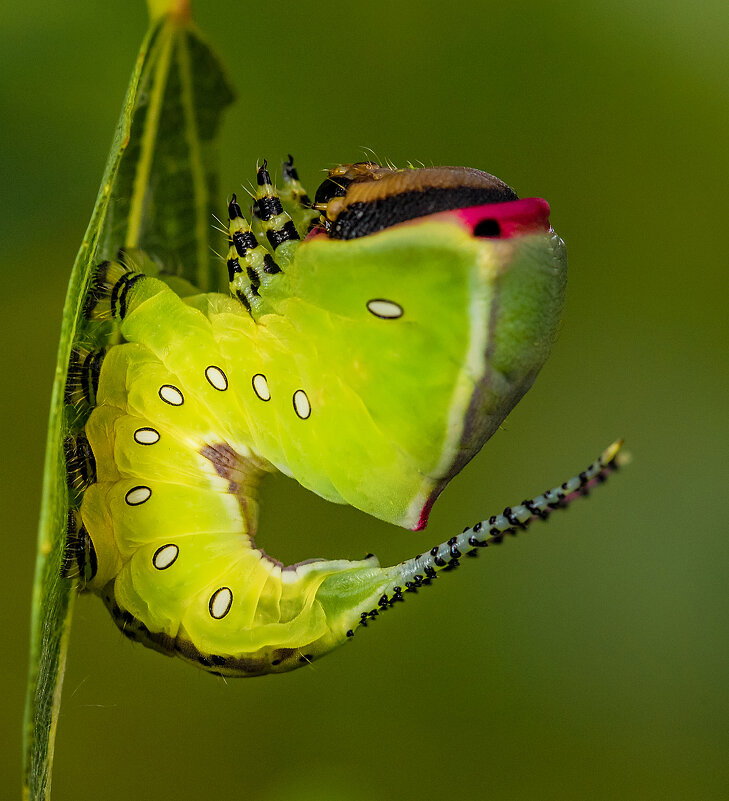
left=147, top=0, right=192, bottom=23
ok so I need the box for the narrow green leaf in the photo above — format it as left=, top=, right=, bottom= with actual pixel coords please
left=103, top=20, right=234, bottom=289
left=23, top=11, right=233, bottom=800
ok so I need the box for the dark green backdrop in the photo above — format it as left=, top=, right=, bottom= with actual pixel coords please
left=2, top=1, right=727, bottom=798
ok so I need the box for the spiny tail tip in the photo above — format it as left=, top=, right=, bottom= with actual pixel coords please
left=602, top=439, right=629, bottom=468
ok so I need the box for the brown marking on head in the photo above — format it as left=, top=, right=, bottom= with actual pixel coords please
left=324, top=166, right=515, bottom=222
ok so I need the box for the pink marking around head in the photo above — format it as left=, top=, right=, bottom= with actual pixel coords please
left=453, top=197, right=551, bottom=239
left=304, top=197, right=552, bottom=243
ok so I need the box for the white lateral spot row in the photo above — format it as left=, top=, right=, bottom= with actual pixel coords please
left=252, top=372, right=311, bottom=419
left=160, top=365, right=228, bottom=405
left=150, top=546, right=232, bottom=621
left=157, top=373, right=312, bottom=420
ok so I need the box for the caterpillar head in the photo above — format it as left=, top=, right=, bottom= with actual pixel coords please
left=232, top=159, right=568, bottom=529
left=310, top=162, right=522, bottom=239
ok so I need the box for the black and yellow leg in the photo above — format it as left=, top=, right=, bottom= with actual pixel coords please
left=226, top=193, right=279, bottom=315
left=279, top=155, right=319, bottom=236
left=251, top=161, right=301, bottom=269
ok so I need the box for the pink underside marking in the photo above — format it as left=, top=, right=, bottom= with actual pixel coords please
left=415, top=492, right=439, bottom=531
left=305, top=197, right=551, bottom=242
left=415, top=505, right=431, bottom=531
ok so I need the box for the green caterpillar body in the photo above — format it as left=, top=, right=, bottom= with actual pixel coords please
left=64, top=160, right=620, bottom=676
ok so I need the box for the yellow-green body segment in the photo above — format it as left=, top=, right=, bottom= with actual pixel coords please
left=64, top=162, right=621, bottom=676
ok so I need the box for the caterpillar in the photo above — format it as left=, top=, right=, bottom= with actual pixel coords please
left=63, top=158, right=621, bottom=676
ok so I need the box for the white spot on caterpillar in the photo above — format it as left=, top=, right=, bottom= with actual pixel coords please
left=366, top=299, right=403, bottom=319
left=153, top=543, right=179, bottom=570
left=252, top=373, right=271, bottom=401
left=293, top=389, right=311, bottom=419
left=209, top=587, right=233, bottom=619
left=159, top=384, right=184, bottom=406
left=134, top=427, right=160, bottom=445
left=125, top=486, right=152, bottom=506
left=205, top=366, right=228, bottom=391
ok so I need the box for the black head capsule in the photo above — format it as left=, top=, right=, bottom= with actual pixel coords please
left=312, top=162, right=391, bottom=211
left=314, top=175, right=352, bottom=207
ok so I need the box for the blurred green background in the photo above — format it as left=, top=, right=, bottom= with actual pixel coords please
left=2, top=1, right=727, bottom=798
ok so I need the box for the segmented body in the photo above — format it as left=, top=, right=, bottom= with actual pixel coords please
left=62, top=160, right=619, bottom=677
